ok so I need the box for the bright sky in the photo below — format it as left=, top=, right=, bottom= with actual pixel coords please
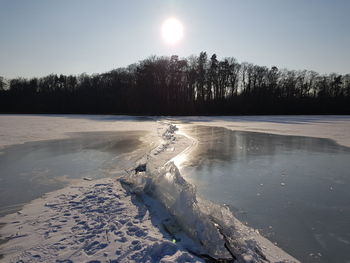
left=0, top=0, right=349, bottom=78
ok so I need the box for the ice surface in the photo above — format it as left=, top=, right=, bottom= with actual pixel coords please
left=167, top=115, right=350, bottom=147
left=120, top=123, right=299, bottom=262
left=2, top=115, right=340, bottom=262
left=0, top=121, right=207, bottom=263
left=1, top=114, right=350, bottom=149
left=0, top=114, right=159, bottom=150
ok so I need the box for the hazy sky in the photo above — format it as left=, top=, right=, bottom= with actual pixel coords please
left=0, top=0, right=349, bottom=78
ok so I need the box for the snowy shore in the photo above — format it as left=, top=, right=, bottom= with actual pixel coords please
left=1, top=115, right=349, bottom=262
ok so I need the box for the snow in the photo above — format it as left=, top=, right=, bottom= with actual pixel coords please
left=0, top=123, right=204, bottom=262
left=2, top=115, right=348, bottom=262
left=0, top=178, right=203, bottom=263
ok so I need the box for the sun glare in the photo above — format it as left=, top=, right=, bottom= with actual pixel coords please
left=161, top=18, right=184, bottom=45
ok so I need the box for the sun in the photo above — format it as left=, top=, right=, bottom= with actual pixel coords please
left=161, top=18, right=184, bottom=45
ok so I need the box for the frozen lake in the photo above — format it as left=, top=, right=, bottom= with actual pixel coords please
left=0, top=131, right=151, bottom=216
left=180, top=126, right=350, bottom=263
left=1, top=115, right=350, bottom=262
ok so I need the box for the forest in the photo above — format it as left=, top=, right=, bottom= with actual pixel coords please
left=1, top=52, right=349, bottom=115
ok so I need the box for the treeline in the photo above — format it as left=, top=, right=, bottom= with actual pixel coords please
left=1, top=52, right=350, bottom=115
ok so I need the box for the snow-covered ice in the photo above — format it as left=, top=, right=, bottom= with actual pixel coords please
left=2, top=114, right=349, bottom=262
left=0, top=122, right=205, bottom=262
left=0, top=178, right=205, bottom=263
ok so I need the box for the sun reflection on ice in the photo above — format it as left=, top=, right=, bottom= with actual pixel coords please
left=170, top=125, right=197, bottom=169
left=172, top=151, right=188, bottom=168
